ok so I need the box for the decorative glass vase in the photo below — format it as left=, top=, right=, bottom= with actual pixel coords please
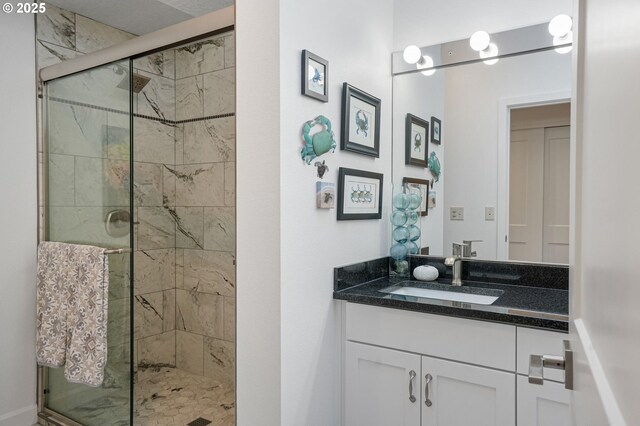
left=390, top=183, right=422, bottom=276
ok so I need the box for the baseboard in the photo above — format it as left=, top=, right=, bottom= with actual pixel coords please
left=0, top=404, right=37, bottom=426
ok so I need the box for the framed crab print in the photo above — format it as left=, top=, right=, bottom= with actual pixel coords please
left=340, top=83, right=381, bottom=158
left=405, top=113, right=429, bottom=167
left=337, top=167, right=384, bottom=220
left=302, top=50, right=328, bottom=102
left=431, top=116, right=442, bottom=144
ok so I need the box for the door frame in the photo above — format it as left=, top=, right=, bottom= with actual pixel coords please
left=496, top=91, right=572, bottom=261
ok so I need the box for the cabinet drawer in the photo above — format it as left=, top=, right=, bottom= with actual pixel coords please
left=346, top=303, right=516, bottom=371
left=517, top=327, right=567, bottom=383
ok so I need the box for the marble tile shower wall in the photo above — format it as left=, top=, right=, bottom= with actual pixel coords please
left=131, top=50, right=178, bottom=370
left=172, top=35, right=236, bottom=385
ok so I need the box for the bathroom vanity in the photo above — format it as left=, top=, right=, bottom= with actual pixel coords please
left=334, top=257, right=570, bottom=426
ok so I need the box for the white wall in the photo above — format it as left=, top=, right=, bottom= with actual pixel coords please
left=392, top=71, right=445, bottom=255
left=443, top=50, right=571, bottom=258
left=236, top=0, right=282, bottom=424
left=0, top=9, right=38, bottom=426
left=279, top=0, right=393, bottom=424
left=572, top=0, right=640, bottom=423
left=393, top=0, right=573, bottom=51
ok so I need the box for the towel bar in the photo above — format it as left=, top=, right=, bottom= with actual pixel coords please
left=103, top=248, right=132, bottom=254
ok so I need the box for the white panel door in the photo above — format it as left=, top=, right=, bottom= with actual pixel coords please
left=421, top=356, right=515, bottom=426
left=345, top=342, right=421, bottom=426
left=517, top=375, right=571, bottom=426
left=570, top=0, right=640, bottom=424
left=543, top=126, right=570, bottom=263
left=509, top=128, right=544, bottom=262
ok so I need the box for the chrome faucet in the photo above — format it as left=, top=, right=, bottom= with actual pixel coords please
left=462, top=240, right=483, bottom=258
left=444, top=242, right=466, bottom=286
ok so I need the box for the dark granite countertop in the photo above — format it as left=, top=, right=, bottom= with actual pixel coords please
left=333, top=257, right=569, bottom=332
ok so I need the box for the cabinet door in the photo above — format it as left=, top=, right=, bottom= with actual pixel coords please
left=517, top=375, right=571, bottom=426
left=421, top=356, right=515, bottom=426
left=345, top=341, right=421, bottom=426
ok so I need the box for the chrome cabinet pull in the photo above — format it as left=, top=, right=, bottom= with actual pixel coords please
left=424, top=373, right=433, bottom=407
left=408, top=370, right=416, bottom=403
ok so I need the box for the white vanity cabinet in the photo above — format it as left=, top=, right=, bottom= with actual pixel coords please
left=342, top=303, right=571, bottom=426
left=345, top=342, right=421, bottom=426
left=420, top=356, right=515, bottom=426
left=517, top=376, right=571, bottom=426
left=345, top=342, right=515, bottom=426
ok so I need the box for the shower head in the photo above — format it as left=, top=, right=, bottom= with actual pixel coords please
left=117, top=72, right=151, bottom=93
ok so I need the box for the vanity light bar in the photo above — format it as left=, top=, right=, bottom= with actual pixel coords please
left=392, top=22, right=571, bottom=76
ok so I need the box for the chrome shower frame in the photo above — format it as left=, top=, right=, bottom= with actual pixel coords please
left=35, top=6, right=234, bottom=426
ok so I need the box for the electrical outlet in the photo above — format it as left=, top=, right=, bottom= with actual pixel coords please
left=450, top=207, right=464, bottom=221
left=485, top=206, right=495, bottom=221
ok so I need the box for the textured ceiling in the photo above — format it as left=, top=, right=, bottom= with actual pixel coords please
left=46, top=0, right=232, bottom=35
left=156, top=0, right=233, bottom=18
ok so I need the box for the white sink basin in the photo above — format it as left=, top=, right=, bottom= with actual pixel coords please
left=384, top=285, right=501, bottom=306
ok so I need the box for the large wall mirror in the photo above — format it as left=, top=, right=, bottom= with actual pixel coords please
left=392, top=0, right=573, bottom=264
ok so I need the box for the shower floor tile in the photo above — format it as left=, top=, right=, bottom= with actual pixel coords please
left=135, top=366, right=234, bottom=426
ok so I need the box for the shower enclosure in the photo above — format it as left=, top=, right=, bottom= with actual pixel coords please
left=37, top=8, right=235, bottom=426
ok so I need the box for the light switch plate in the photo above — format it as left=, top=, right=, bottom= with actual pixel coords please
left=485, top=206, right=495, bottom=221
left=450, top=207, right=464, bottom=221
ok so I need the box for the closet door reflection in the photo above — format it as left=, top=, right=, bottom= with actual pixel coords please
left=44, top=60, right=133, bottom=426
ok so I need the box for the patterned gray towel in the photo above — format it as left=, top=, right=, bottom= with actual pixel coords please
left=36, top=242, right=110, bottom=387
left=36, top=242, right=70, bottom=368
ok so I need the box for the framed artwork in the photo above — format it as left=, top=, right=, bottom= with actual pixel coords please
left=431, top=116, right=442, bottom=144
left=403, top=177, right=429, bottom=216
left=405, top=114, right=429, bottom=167
left=337, top=168, right=383, bottom=220
left=101, top=125, right=130, bottom=191
left=301, top=50, right=328, bottom=102
left=341, top=83, right=381, bottom=157
left=428, top=191, right=437, bottom=208
left=316, top=181, right=335, bottom=209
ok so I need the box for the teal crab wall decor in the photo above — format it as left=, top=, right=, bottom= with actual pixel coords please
left=301, top=115, right=337, bottom=164
left=428, top=151, right=441, bottom=183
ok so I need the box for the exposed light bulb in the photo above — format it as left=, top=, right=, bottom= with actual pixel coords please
left=548, top=14, right=572, bottom=37
left=403, top=45, right=422, bottom=64
left=417, top=55, right=436, bottom=76
left=554, top=31, right=573, bottom=54
left=470, top=31, right=490, bottom=52
left=479, top=43, right=499, bottom=65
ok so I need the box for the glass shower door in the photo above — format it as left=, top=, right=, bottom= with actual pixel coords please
left=43, top=60, right=133, bottom=426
